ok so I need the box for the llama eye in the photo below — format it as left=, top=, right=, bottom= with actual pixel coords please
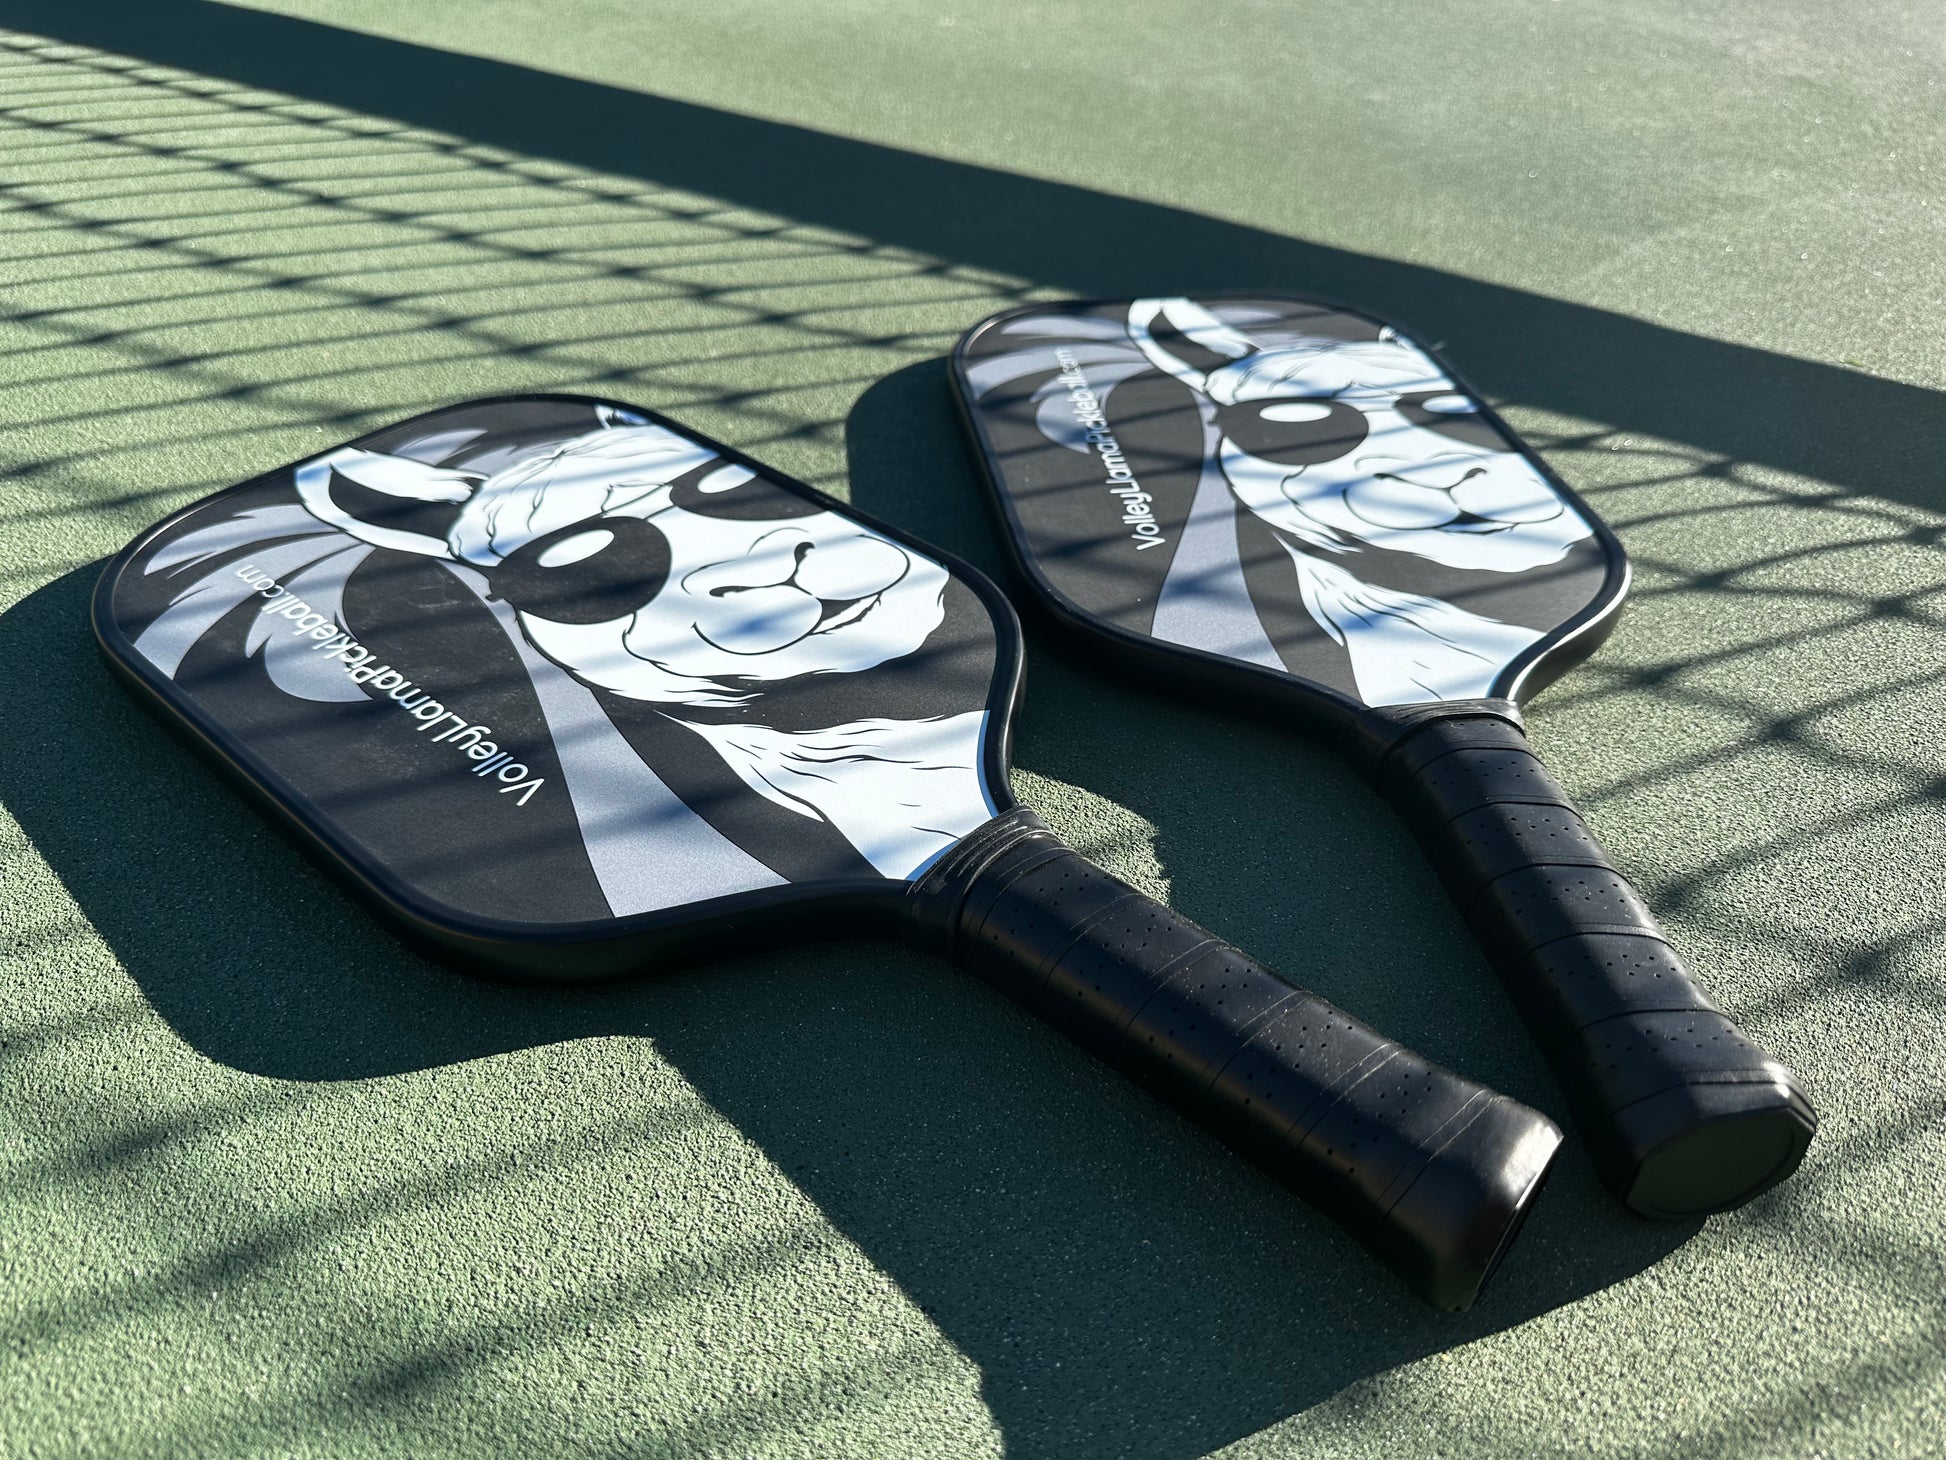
left=1214, top=396, right=1368, bottom=466
left=535, top=529, right=614, bottom=569
left=1258, top=401, right=1337, bottom=424
left=1395, top=390, right=1507, bottom=451
left=668, top=460, right=823, bottom=521
left=490, top=516, right=671, bottom=624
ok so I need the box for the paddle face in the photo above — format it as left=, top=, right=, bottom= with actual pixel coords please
left=94, top=396, right=1019, bottom=976
left=954, top=296, right=1628, bottom=726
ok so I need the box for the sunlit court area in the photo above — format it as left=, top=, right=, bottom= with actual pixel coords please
left=1, top=3, right=1942, bottom=1456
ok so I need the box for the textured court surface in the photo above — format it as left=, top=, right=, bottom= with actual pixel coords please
left=1, top=3, right=1942, bottom=1456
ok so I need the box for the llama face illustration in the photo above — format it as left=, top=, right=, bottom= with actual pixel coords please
left=959, top=297, right=1614, bottom=710
left=118, top=402, right=999, bottom=913
left=297, top=425, right=948, bottom=708
left=1128, top=297, right=1589, bottom=574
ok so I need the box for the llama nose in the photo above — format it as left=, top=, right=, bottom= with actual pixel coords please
left=1341, top=474, right=1463, bottom=531
left=794, top=537, right=907, bottom=601
left=1370, top=455, right=1482, bottom=493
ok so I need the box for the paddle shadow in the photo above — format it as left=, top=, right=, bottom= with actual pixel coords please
left=0, top=564, right=1687, bottom=1459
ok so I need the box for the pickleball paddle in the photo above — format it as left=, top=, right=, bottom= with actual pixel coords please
left=952, top=296, right=1816, bottom=1220
left=93, top=393, right=1561, bottom=1308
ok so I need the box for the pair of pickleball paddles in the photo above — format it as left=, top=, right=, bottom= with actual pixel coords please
left=93, top=295, right=1815, bottom=1311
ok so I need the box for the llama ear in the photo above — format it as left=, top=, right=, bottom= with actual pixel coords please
left=294, top=448, right=483, bottom=558
left=327, top=449, right=483, bottom=503
left=1128, top=296, right=1258, bottom=390
left=595, top=402, right=651, bottom=428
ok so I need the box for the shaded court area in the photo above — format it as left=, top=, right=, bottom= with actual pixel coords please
left=0, top=2, right=1942, bottom=1456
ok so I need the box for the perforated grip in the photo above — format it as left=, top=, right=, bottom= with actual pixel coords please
left=1376, top=714, right=1816, bottom=1218
left=910, top=812, right=1561, bottom=1310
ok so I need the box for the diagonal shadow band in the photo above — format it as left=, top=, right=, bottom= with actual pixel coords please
left=6, top=0, right=1943, bottom=509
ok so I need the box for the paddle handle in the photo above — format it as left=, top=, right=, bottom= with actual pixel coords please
left=913, top=813, right=1560, bottom=1309
left=1374, top=713, right=1815, bottom=1218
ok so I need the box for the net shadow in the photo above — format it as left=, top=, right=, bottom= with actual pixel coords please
left=0, top=8, right=1940, bottom=1458
left=7, top=0, right=1942, bottom=511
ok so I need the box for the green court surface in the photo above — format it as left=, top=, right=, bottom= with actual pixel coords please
left=1, top=2, right=1942, bottom=1455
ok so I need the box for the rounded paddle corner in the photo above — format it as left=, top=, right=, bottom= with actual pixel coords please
left=93, top=562, right=909, bottom=984
left=1487, top=510, right=1632, bottom=714
left=93, top=393, right=1029, bottom=985
left=950, top=294, right=1634, bottom=758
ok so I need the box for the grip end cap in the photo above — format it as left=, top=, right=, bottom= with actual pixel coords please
left=1613, top=1077, right=1818, bottom=1220
left=1381, top=1098, right=1563, bottom=1311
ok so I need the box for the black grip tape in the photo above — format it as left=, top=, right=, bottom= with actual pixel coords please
left=1390, top=747, right=1569, bottom=843
left=1208, top=1001, right=1397, bottom=1155
left=1465, top=864, right=1663, bottom=958
left=1512, top=932, right=1718, bottom=1037
left=915, top=816, right=1562, bottom=1309
left=955, top=843, right=1138, bottom=1017
left=1040, top=895, right=1222, bottom=1036
left=1377, top=715, right=1816, bottom=1218
left=1121, top=944, right=1301, bottom=1094
left=1571, top=1008, right=1779, bottom=1112
left=1436, top=803, right=1613, bottom=908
